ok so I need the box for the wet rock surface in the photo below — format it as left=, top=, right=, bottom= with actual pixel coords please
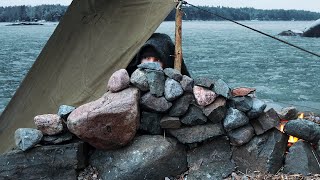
left=187, top=137, right=235, bottom=179
left=232, top=129, right=288, bottom=174
left=67, top=88, right=140, bottom=150
left=90, top=135, right=187, bottom=180
left=168, top=123, right=225, bottom=144
left=284, top=119, right=320, bottom=143
left=283, top=140, right=320, bottom=175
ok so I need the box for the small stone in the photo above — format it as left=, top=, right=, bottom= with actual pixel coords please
left=228, top=124, right=255, bottom=146
left=15, top=128, right=43, bottom=151
left=194, top=77, right=215, bottom=89
left=214, top=79, right=231, bottom=98
left=181, top=105, right=207, bottom=126
left=231, top=96, right=253, bottom=112
left=140, top=92, right=172, bottom=113
left=246, top=98, right=267, bottom=119
left=278, top=106, right=299, bottom=120
left=193, top=86, right=217, bottom=107
left=160, top=116, right=181, bottom=129
left=41, top=132, right=74, bottom=145
left=163, top=68, right=183, bottom=81
left=137, top=62, right=163, bottom=71
left=146, top=70, right=165, bottom=97
left=168, top=123, right=225, bottom=144
left=34, top=114, right=64, bottom=135
left=231, top=87, right=256, bottom=97
left=164, top=78, right=184, bottom=101
left=251, top=108, right=280, bottom=135
left=284, top=119, right=320, bottom=143
left=180, top=75, right=194, bottom=93
left=107, top=69, right=130, bottom=92
left=130, top=69, right=149, bottom=91
left=57, top=105, right=76, bottom=120
left=223, top=108, right=249, bottom=132
left=169, top=93, right=195, bottom=117
left=140, top=112, right=163, bottom=135
left=203, top=97, right=227, bottom=124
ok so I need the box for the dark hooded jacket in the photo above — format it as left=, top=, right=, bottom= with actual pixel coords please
left=126, top=33, right=190, bottom=76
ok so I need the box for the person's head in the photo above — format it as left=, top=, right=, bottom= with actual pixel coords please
left=139, top=46, right=163, bottom=67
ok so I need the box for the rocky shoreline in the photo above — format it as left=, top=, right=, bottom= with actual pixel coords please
left=1, top=63, right=320, bottom=179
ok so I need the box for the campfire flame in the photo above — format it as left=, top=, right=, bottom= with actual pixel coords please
left=279, top=113, right=304, bottom=146
left=298, top=113, right=304, bottom=119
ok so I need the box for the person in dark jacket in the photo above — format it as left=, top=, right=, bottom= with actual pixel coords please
left=126, top=33, right=190, bottom=76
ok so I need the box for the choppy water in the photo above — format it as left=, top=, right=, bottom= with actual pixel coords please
left=0, top=21, right=319, bottom=114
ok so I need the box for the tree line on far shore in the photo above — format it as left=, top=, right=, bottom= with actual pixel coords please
left=0, top=5, right=319, bottom=22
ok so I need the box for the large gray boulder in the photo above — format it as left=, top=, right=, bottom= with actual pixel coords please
left=250, top=108, right=280, bottom=135
left=284, top=119, right=320, bottom=143
left=168, top=123, right=225, bottom=144
left=67, top=87, right=140, bottom=150
left=232, top=128, right=288, bottom=174
left=223, top=108, right=249, bottom=131
left=283, top=140, right=320, bottom=175
left=90, top=135, right=187, bottom=180
left=187, top=137, right=235, bottom=179
left=0, top=142, right=88, bottom=180
left=15, top=128, right=43, bottom=151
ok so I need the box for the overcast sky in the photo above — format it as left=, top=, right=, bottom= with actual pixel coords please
left=1, top=0, right=320, bottom=12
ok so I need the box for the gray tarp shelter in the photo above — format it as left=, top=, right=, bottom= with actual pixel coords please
left=0, top=0, right=176, bottom=153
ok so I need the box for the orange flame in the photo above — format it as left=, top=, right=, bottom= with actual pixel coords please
left=298, top=113, right=304, bottom=119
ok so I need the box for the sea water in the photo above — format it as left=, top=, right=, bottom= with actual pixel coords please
left=0, top=21, right=319, bottom=114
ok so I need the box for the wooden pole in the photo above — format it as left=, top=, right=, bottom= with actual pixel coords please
left=174, top=3, right=183, bottom=72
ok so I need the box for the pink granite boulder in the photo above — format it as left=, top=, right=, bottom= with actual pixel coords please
left=34, top=114, right=64, bottom=135
left=107, top=69, right=130, bottom=92
left=193, top=85, right=217, bottom=106
left=67, top=87, right=140, bottom=150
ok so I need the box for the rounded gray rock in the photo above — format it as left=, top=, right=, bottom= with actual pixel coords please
left=130, top=69, right=149, bottom=91
left=164, top=78, right=184, bottom=101
left=284, top=119, right=320, bottom=143
left=163, top=68, right=183, bottom=81
left=223, top=108, right=249, bottom=131
left=15, top=128, right=43, bottom=151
